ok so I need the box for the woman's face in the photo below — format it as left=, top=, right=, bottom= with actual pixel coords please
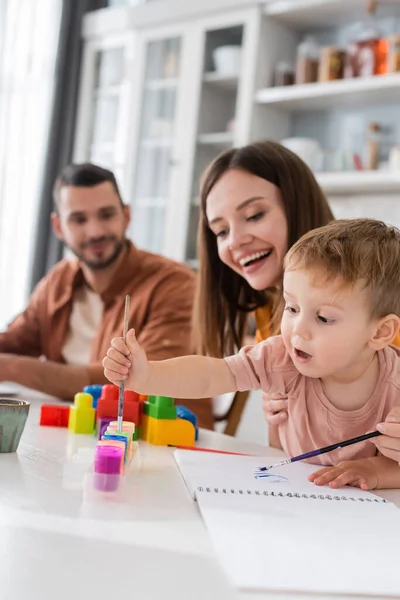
left=206, top=169, right=288, bottom=290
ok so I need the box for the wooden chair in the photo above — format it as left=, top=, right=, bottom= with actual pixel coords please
left=213, top=389, right=250, bottom=436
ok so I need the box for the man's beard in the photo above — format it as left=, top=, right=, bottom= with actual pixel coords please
left=70, top=235, right=126, bottom=270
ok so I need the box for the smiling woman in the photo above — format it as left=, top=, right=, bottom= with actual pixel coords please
left=192, top=140, right=334, bottom=359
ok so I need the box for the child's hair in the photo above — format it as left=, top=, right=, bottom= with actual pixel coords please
left=285, top=218, right=400, bottom=318
left=193, top=140, right=333, bottom=357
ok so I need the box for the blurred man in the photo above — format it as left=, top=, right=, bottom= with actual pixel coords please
left=0, top=163, right=213, bottom=428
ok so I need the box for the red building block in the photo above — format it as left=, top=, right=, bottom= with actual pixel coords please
left=96, top=389, right=142, bottom=427
left=40, top=405, right=70, bottom=427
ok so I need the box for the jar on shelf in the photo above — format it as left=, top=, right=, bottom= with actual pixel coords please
left=295, top=37, right=320, bottom=85
left=273, top=62, right=295, bottom=87
left=318, top=47, right=345, bottom=82
left=344, top=23, right=388, bottom=78
left=388, top=34, right=400, bottom=73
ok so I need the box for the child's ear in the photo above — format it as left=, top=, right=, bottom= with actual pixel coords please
left=369, top=314, right=400, bottom=350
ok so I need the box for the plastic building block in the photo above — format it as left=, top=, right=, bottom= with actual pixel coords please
left=125, top=390, right=140, bottom=403
left=132, top=426, right=140, bottom=441
left=97, top=390, right=142, bottom=425
left=40, top=404, right=70, bottom=427
left=144, top=395, right=177, bottom=420
left=98, top=417, right=113, bottom=440
left=100, top=384, right=119, bottom=402
left=83, top=384, right=103, bottom=409
left=102, top=433, right=130, bottom=464
left=140, top=414, right=196, bottom=446
left=176, top=405, right=199, bottom=441
left=68, top=393, right=96, bottom=434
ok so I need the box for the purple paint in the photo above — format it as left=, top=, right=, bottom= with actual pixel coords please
left=94, top=445, right=122, bottom=492
left=98, top=417, right=113, bottom=440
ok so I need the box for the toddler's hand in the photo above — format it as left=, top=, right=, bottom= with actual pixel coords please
left=308, top=459, right=379, bottom=491
left=262, top=392, right=288, bottom=425
left=102, top=328, right=151, bottom=391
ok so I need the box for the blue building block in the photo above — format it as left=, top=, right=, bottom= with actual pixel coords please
left=83, top=384, right=103, bottom=409
left=176, top=405, right=199, bottom=441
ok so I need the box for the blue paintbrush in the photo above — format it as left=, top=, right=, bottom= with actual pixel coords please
left=255, top=430, right=382, bottom=474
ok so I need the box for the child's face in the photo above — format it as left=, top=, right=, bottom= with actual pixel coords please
left=206, top=169, right=288, bottom=291
left=281, top=268, right=378, bottom=381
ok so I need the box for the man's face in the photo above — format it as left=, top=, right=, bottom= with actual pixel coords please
left=52, top=182, right=130, bottom=270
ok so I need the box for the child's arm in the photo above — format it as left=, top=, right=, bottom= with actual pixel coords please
left=103, top=328, right=238, bottom=398
left=308, top=456, right=400, bottom=490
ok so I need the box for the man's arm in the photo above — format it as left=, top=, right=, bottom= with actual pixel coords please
left=137, top=268, right=196, bottom=360
left=0, top=354, right=108, bottom=400
left=0, top=277, right=48, bottom=356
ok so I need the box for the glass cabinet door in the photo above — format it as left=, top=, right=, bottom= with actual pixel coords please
left=131, top=37, right=181, bottom=254
left=88, top=41, right=131, bottom=187
left=185, top=24, right=244, bottom=267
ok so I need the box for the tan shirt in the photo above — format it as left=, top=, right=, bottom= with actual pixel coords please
left=61, top=285, right=104, bottom=366
left=225, top=336, right=400, bottom=466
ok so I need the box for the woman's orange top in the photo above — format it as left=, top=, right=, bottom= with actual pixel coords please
left=254, top=304, right=400, bottom=347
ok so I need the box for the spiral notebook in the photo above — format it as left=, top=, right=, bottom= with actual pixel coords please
left=174, top=450, right=400, bottom=597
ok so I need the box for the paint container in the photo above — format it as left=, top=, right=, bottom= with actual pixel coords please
left=93, top=445, right=123, bottom=492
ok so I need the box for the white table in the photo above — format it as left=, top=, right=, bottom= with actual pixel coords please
left=1, top=388, right=399, bottom=600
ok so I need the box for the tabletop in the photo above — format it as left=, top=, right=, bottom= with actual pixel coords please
left=0, top=386, right=399, bottom=600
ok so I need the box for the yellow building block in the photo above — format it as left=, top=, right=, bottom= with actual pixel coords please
left=68, top=393, right=95, bottom=434
left=140, top=414, right=195, bottom=446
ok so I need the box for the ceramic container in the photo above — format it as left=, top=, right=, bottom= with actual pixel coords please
left=0, top=398, right=30, bottom=452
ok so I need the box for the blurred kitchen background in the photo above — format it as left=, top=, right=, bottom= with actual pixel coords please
left=1, top=0, right=400, bottom=442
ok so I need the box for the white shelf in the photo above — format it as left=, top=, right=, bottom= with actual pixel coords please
left=316, top=171, right=400, bottom=195
left=255, top=73, right=400, bottom=111
left=145, top=78, right=178, bottom=91
left=203, top=72, right=238, bottom=90
left=197, top=132, right=233, bottom=147
left=263, top=0, right=399, bottom=28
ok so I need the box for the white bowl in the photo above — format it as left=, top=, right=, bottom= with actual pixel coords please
left=213, top=45, right=242, bottom=76
left=280, top=137, right=323, bottom=172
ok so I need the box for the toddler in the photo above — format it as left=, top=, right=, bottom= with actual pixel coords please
left=103, top=219, right=400, bottom=490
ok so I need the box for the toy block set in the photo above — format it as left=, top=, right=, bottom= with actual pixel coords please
left=39, top=384, right=199, bottom=447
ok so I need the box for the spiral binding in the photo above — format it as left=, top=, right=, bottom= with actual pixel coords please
left=196, top=486, right=387, bottom=502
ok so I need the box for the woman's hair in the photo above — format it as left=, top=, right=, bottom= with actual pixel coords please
left=193, top=140, right=334, bottom=357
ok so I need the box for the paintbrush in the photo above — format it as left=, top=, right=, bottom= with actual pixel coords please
left=255, top=430, right=382, bottom=474
left=117, top=294, right=130, bottom=433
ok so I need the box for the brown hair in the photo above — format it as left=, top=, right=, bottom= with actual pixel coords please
left=53, top=163, right=123, bottom=211
left=193, top=140, right=334, bottom=357
left=285, top=218, right=400, bottom=319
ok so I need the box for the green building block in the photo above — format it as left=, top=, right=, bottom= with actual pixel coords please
left=144, top=395, right=177, bottom=420
left=132, top=426, right=140, bottom=441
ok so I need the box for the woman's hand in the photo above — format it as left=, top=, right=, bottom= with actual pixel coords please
left=262, top=392, right=288, bottom=425
left=373, top=407, right=400, bottom=463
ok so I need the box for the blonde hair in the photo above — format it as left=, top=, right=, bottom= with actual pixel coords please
left=285, top=218, right=400, bottom=319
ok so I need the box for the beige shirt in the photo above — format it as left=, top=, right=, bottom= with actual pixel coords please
left=225, top=336, right=400, bottom=466
left=61, top=285, right=104, bottom=366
